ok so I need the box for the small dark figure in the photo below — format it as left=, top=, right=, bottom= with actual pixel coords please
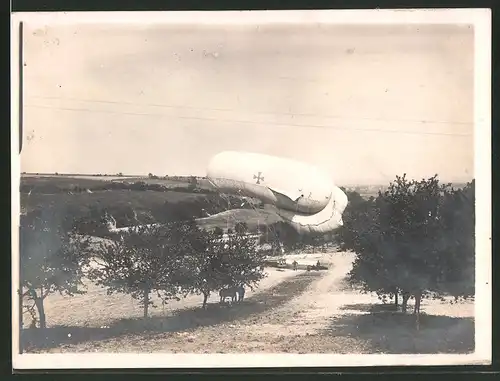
left=292, top=261, right=298, bottom=271
left=219, top=287, right=237, bottom=304
left=237, top=285, right=246, bottom=302
left=316, top=260, right=321, bottom=267
left=306, top=265, right=311, bottom=272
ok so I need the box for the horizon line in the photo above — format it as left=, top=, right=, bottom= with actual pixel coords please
left=20, top=171, right=474, bottom=186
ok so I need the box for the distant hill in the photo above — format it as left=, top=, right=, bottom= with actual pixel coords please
left=19, top=175, right=268, bottom=234
left=342, top=181, right=471, bottom=199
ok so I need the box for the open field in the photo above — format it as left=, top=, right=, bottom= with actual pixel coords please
left=21, top=251, right=474, bottom=354
left=21, top=189, right=202, bottom=213
left=21, top=175, right=113, bottom=191
left=20, top=174, right=215, bottom=192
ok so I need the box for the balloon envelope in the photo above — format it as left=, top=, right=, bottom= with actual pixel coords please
left=206, top=151, right=348, bottom=235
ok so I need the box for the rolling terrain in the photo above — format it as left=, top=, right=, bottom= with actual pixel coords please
left=20, top=174, right=272, bottom=232
left=18, top=175, right=475, bottom=355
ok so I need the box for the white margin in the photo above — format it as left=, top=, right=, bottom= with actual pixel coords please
left=11, top=8, right=492, bottom=370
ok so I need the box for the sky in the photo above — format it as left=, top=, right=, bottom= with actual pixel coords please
left=20, top=22, right=474, bottom=185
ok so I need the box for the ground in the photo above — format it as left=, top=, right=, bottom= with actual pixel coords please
left=21, top=251, right=474, bottom=354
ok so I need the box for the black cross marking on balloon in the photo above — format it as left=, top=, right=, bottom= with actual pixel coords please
left=253, top=172, right=264, bottom=184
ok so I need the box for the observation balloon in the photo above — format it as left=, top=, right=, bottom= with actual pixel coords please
left=206, top=151, right=348, bottom=235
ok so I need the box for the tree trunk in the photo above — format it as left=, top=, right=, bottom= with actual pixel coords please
left=401, top=291, right=411, bottom=314
left=202, top=292, right=209, bottom=309
left=394, top=289, right=399, bottom=308
left=35, top=298, right=46, bottom=329
left=143, top=288, right=149, bottom=318
left=28, top=288, right=46, bottom=329
left=413, top=291, right=422, bottom=315
left=414, top=291, right=422, bottom=331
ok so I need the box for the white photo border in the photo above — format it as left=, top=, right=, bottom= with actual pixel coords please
left=10, top=8, right=492, bottom=369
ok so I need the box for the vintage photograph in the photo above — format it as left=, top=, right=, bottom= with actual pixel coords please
left=11, top=10, right=491, bottom=368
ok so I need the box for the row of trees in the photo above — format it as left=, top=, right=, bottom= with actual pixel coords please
left=338, top=175, right=475, bottom=314
left=20, top=211, right=266, bottom=329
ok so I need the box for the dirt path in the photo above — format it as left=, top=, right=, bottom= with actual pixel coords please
left=25, top=251, right=474, bottom=354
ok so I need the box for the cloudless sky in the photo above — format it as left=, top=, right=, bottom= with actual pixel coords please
left=21, top=23, right=474, bottom=185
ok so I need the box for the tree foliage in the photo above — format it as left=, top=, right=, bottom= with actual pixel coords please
left=212, top=226, right=224, bottom=236
left=19, top=209, right=91, bottom=328
left=259, top=221, right=300, bottom=253
left=88, top=218, right=267, bottom=312
left=234, top=221, right=248, bottom=234
left=182, top=221, right=267, bottom=308
left=339, top=175, right=475, bottom=313
left=88, top=223, right=190, bottom=318
left=188, top=176, right=198, bottom=191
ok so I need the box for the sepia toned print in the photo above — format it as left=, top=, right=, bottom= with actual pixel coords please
left=11, top=9, right=491, bottom=369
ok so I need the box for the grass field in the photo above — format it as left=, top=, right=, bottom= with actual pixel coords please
left=21, top=174, right=216, bottom=192
left=21, top=189, right=201, bottom=213
left=21, top=175, right=112, bottom=190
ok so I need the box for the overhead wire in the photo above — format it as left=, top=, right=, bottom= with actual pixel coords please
left=26, top=94, right=473, bottom=127
left=24, top=103, right=473, bottom=138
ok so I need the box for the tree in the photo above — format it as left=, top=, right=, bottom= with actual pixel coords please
left=341, top=175, right=475, bottom=315
left=88, top=223, right=190, bottom=318
left=234, top=221, right=248, bottom=234
left=266, top=221, right=303, bottom=253
left=433, top=180, right=475, bottom=299
left=170, top=221, right=217, bottom=309
left=72, top=206, right=114, bottom=237
left=213, top=226, right=224, bottom=236
left=257, top=223, right=268, bottom=235
left=338, top=195, right=392, bottom=298
left=184, top=223, right=267, bottom=309
left=19, top=209, right=91, bottom=329
left=188, top=176, right=198, bottom=191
